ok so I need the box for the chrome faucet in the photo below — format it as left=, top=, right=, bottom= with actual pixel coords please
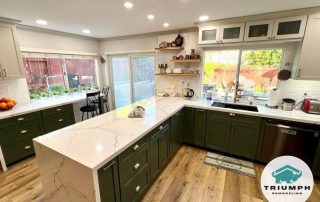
left=233, top=81, right=240, bottom=103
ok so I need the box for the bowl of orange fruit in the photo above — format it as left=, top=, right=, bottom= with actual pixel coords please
left=0, top=97, right=17, bottom=111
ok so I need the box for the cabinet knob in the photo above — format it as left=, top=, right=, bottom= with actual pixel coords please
left=58, top=119, right=64, bottom=122
left=135, top=185, right=141, bottom=192
left=20, top=130, right=28, bottom=134
left=17, top=117, right=24, bottom=121
left=133, top=144, right=139, bottom=151
left=24, top=145, right=31, bottom=150
left=134, top=163, right=140, bottom=170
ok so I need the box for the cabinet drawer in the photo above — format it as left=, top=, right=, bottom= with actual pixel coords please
left=207, top=110, right=261, bottom=125
left=119, top=147, right=148, bottom=186
left=2, top=139, right=35, bottom=165
left=0, top=111, right=41, bottom=129
left=118, top=136, right=149, bottom=163
left=43, top=111, right=75, bottom=133
left=41, top=104, right=73, bottom=118
left=121, top=165, right=149, bottom=202
left=150, top=120, right=170, bottom=141
left=0, top=120, right=43, bottom=147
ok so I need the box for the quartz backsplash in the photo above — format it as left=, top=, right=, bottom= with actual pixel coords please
left=0, top=78, right=30, bottom=104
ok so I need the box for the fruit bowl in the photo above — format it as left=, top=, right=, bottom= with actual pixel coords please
left=0, top=97, right=17, bottom=111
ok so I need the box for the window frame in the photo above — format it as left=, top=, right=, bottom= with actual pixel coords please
left=21, top=52, right=99, bottom=98
left=201, top=43, right=297, bottom=98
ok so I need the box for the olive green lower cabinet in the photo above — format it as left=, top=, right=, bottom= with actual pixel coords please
left=183, top=107, right=194, bottom=144
left=205, top=110, right=262, bottom=160
left=193, top=109, right=207, bottom=147
left=169, top=110, right=183, bottom=157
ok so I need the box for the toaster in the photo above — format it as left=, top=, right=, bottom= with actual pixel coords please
left=302, top=99, right=320, bottom=114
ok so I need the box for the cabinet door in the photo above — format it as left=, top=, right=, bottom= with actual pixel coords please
left=149, top=137, right=159, bottom=181
left=193, top=109, right=207, bottom=146
left=98, top=160, right=121, bottom=202
left=272, top=15, right=307, bottom=40
left=159, top=126, right=169, bottom=169
left=0, top=24, right=23, bottom=79
left=198, top=26, right=220, bottom=44
left=169, top=110, right=183, bottom=157
left=205, top=116, right=230, bottom=152
left=183, top=107, right=194, bottom=144
left=220, top=23, right=245, bottom=43
left=296, top=14, right=320, bottom=80
left=244, top=20, right=274, bottom=41
left=228, top=119, right=261, bottom=160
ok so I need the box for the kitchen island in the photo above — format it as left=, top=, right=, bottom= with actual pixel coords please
left=33, top=97, right=320, bottom=201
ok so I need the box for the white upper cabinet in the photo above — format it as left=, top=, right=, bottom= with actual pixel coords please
left=220, top=23, right=245, bottom=43
left=272, top=16, right=308, bottom=40
left=296, top=14, right=320, bottom=80
left=0, top=23, right=24, bottom=80
left=244, top=20, right=274, bottom=41
left=198, top=23, right=245, bottom=44
left=198, top=26, right=220, bottom=44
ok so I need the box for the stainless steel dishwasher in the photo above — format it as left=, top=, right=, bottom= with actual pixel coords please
left=260, top=119, right=320, bottom=167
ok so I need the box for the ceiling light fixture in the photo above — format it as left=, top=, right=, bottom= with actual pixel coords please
left=124, top=2, right=133, bottom=9
left=163, top=22, right=169, bottom=28
left=82, top=29, right=91, bottom=34
left=36, top=19, right=47, bottom=25
left=147, top=15, right=155, bottom=20
left=199, top=15, right=209, bottom=21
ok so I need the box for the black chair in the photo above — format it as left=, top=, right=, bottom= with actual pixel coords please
left=101, top=86, right=111, bottom=112
left=80, top=91, right=100, bottom=121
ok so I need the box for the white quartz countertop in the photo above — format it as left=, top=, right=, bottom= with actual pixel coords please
left=33, top=97, right=320, bottom=171
left=0, top=93, right=87, bottom=120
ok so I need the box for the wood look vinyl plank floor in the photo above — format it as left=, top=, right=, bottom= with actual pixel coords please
left=0, top=145, right=319, bottom=202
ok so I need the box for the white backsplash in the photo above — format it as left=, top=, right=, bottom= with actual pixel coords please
left=278, top=79, right=320, bottom=103
left=0, top=78, right=30, bottom=104
left=156, top=32, right=203, bottom=97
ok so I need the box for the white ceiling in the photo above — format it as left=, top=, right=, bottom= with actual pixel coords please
left=0, top=0, right=320, bottom=38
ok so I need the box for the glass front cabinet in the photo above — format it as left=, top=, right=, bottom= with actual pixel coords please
left=272, top=15, right=308, bottom=39
left=198, top=26, right=220, bottom=44
left=244, top=20, right=274, bottom=41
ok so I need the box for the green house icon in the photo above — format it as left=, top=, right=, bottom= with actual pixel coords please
left=272, top=165, right=302, bottom=184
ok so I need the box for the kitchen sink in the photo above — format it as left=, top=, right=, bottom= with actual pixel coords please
left=211, top=102, right=259, bottom=112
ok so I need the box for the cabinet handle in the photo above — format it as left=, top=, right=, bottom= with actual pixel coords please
left=159, top=125, right=163, bottom=130
left=229, top=113, right=236, bottom=116
left=102, top=161, right=116, bottom=171
left=20, top=130, right=28, bottom=134
left=17, top=117, right=24, bottom=121
left=58, top=119, right=64, bottom=122
left=297, top=69, right=301, bottom=78
left=56, top=108, right=62, bottom=111
left=134, top=163, right=140, bottom=170
left=24, top=145, right=31, bottom=150
left=197, top=109, right=205, bottom=112
left=133, top=144, right=139, bottom=151
left=135, top=185, right=141, bottom=192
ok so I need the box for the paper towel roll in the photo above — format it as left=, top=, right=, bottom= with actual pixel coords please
left=268, top=88, right=280, bottom=107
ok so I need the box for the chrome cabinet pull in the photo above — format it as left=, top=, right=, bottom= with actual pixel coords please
left=159, top=126, right=163, bottom=130
left=17, top=117, right=24, bottom=121
left=135, top=185, right=141, bottom=192
left=56, top=108, right=62, bottom=111
left=133, top=144, right=139, bottom=151
left=229, top=113, right=236, bottom=116
left=134, top=163, right=140, bottom=170
left=20, top=130, right=28, bottom=134
left=24, top=145, right=31, bottom=150
left=58, top=119, right=64, bottom=122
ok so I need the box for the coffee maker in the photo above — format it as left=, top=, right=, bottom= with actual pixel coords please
left=184, top=84, right=194, bottom=99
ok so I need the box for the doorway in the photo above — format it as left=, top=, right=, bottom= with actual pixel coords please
left=110, top=54, right=155, bottom=108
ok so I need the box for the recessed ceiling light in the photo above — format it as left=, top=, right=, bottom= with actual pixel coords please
left=147, top=15, right=155, bottom=20
left=124, top=2, right=133, bottom=9
left=36, top=19, right=47, bottom=25
left=199, top=15, right=209, bottom=21
left=82, top=29, right=91, bottom=34
left=163, top=22, right=169, bottom=27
